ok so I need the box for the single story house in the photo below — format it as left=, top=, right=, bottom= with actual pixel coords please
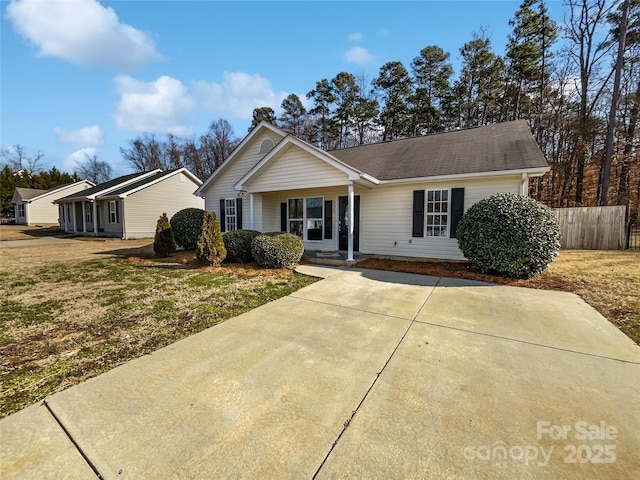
left=55, top=168, right=204, bottom=239
left=11, top=181, right=94, bottom=226
left=195, top=120, right=550, bottom=261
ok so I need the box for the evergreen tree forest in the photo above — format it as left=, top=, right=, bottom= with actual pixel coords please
left=268, top=0, right=640, bottom=221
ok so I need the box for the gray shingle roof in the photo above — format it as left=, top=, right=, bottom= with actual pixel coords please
left=100, top=169, right=180, bottom=197
left=328, top=121, right=547, bottom=181
left=14, top=187, right=49, bottom=201
left=57, top=172, right=151, bottom=201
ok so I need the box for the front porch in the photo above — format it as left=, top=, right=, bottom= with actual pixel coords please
left=302, top=250, right=369, bottom=267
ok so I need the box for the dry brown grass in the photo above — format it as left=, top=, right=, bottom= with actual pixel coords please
left=0, top=225, right=62, bottom=241
left=0, top=240, right=316, bottom=418
left=357, top=250, right=640, bottom=345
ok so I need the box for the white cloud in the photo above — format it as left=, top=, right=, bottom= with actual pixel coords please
left=193, top=72, right=288, bottom=119
left=347, top=32, right=363, bottom=42
left=53, top=125, right=104, bottom=147
left=377, top=28, right=390, bottom=37
left=62, top=147, right=98, bottom=172
left=5, top=0, right=163, bottom=69
left=344, top=46, right=375, bottom=66
left=113, top=75, right=196, bottom=136
left=112, top=72, right=289, bottom=136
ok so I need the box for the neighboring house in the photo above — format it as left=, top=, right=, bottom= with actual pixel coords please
left=11, top=181, right=94, bottom=226
left=195, top=120, right=550, bottom=261
left=55, top=168, right=204, bottom=239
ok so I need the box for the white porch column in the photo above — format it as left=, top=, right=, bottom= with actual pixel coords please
left=347, top=183, right=354, bottom=261
left=72, top=202, right=77, bottom=233
left=249, top=193, right=255, bottom=230
left=93, top=201, right=98, bottom=235
left=82, top=202, right=87, bottom=233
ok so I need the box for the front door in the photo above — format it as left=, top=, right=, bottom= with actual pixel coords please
left=338, top=195, right=360, bottom=251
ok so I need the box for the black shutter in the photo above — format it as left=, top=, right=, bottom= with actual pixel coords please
left=236, top=198, right=242, bottom=230
left=412, top=190, right=425, bottom=237
left=280, top=202, right=287, bottom=232
left=450, top=188, right=465, bottom=238
left=324, top=200, right=332, bottom=239
left=219, top=199, right=226, bottom=233
left=115, top=200, right=119, bottom=223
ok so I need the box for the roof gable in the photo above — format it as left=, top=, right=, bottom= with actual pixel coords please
left=56, top=170, right=160, bottom=202
left=12, top=181, right=95, bottom=203
left=236, top=138, right=366, bottom=192
left=195, top=122, right=287, bottom=196
left=329, top=121, right=548, bottom=181
left=98, top=168, right=202, bottom=198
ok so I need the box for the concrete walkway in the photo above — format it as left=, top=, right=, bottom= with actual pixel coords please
left=0, top=236, right=82, bottom=248
left=2, top=267, right=639, bottom=479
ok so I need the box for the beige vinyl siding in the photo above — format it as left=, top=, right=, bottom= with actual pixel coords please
left=360, top=176, right=522, bottom=260
left=124, top=172, right=204, bottom=239
left=25, top=182, right=92, bottom=225
left=245, top=144, right=350, bottom=193
left=204, top=130, right=284, bottom=228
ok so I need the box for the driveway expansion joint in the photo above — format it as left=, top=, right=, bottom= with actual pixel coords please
left=414, top=319, right=640, bottom=364
left=312, top=277, right=441, bottom=479
left=288, top=294, right=415, bottom=322
left=42, top=400, right=104, bottom=480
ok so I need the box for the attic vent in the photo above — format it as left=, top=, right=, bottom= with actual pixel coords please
left=179, top=173, right=185, bottom=183
left=259, top=138, right=275, bottom=154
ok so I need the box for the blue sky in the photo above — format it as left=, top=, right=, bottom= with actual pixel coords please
left=1, top=0, right=567, bottom=177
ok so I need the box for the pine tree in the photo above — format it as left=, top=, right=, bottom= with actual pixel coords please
left=280, top=94, right=307, bottom=138
left=410, top=45, right=453, bottom=134
left=154, top=213, right=177, bottom=257
left=373, top=61, right=413, bottom=140
left=196, top=211, right=227, bottom=265
left=505, top=0, right=558, bottom=122
left=249, top=107, right=278, bottom=132
left=307, top=79, right=339, bottom=149
left=458, top=32, right=506, bottom=127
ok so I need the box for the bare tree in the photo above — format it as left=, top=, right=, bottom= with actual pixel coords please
left=75, top=153, right=113, bottom=184
left=120, top=133, right=169, bottom=172
left=565, top=0, right=615, bottom=205
left=197, top=119, right=240, bottom=175
left=0, top=144, right=45, bottom=175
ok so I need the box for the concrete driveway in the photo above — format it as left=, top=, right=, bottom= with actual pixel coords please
left=2, top=266, right=639, bottom=479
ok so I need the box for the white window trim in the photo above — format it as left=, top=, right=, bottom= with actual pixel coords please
left=287, top=196, right=324, bottom=242
left=425, top=188, right=450, bottom=238
left=17, top=203, right=25, bottom=217
left=108, top=200, right=117, bottom=224
left=85, top=203, right=92, bottom=224
left=224, top=198, right=237, bottom=232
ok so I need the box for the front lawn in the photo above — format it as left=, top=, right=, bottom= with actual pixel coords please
left=0, top=253, right=317, bottom=418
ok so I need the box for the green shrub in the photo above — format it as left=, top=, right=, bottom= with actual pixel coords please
left=222, top=229, right=261, bottom=263
left=196, top=211, right=227, bottom=265
left=251, top=232, right=304, bottom=268
left=456, top=193, right=560, bottom=279
left=170, top=208, right=205, bottom=250
left=153, top=213, right=177, bottom=258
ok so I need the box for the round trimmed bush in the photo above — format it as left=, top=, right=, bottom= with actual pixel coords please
left=251, top=232, right=304, bottom=268
left=170, top=208, right=205, bottom=250
left=456, top=193, right=560, bottom=279
left=222, top=229, right=261, bottom=263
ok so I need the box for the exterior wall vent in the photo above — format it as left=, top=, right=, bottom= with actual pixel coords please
left=259, top=138, right=275, bottom=154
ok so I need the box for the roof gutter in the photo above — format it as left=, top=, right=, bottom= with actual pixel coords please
left=377, top=166, right=549, bottom=185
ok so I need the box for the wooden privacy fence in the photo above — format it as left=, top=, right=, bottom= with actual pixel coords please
left=552, top=206, right=626, bottom=250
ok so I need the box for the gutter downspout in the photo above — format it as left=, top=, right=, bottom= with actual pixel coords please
left=520, top=173, right=528, bottom=196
